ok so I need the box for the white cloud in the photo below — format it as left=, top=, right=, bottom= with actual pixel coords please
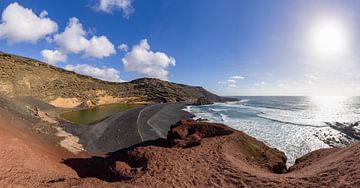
left=39, top=10, right=48, bottom=18
left=54, top=17, right=88, bottom=53
left=305, top=73, right=319, bottom=85
left=122, top=39, right=176, bottom=80
left=118, top=43, right=128, bottom=52
left=218, top=80, right=238, bottom=89
left=84, top=36, right=116, bottom=58
left=54, top=17, right=116, bottom=59
left=41, top=50, right=67, bottom=65
left=96, top=0, right=134, bottom=18
left=218, top=75, right=244, bottom=88
left=305, top=73, right=318, bottom=80
left=255, top=81, right=266, bottom=86
left=231, top=75, right=244, bottom=80
left=227, top=84, right=238, bottom=88
left=227, top=79, right=236, bottom=84
left=64, top=64, right=123, bottom=82
left=277, top=83, right=287, bottom=88
left=0, top=2, right=58, bottom=43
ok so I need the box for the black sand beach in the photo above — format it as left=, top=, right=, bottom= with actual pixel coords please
left=62, top=103, right=191, bottom=153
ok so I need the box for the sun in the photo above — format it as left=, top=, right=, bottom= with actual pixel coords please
left=310, top=19, right=349, bottom=59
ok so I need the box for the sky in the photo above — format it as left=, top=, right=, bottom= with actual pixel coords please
left=1, top=0, right=360, bottom=96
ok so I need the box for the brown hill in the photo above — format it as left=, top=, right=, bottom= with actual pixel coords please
left=0, top=51, right=234, bottom=109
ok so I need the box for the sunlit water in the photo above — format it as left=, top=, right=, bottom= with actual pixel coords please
left=185, top=96, right=360, bottom=166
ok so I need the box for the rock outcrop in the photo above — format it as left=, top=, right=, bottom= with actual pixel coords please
left=194, top=96, right=213, bottom=105
left=60, top=121, right=288, bottom=186
left=167, top=120, right=234, bottom=148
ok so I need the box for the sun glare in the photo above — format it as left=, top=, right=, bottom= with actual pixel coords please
left=310, top=19, right=349, bottom=59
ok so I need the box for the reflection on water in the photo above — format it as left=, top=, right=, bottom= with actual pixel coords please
left=60, top=103, right=143, bottom=125
left=308, top=96, right=356, bottom=123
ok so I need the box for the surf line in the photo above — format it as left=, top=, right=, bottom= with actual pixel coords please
left=256, top=115, right=328, bottom=128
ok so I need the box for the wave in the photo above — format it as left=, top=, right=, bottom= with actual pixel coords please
left=185, top=97, right=360, bottom=166
left=209, top=108, right=228, bottom=112
left=239, top=99, right=250, bottom=103
left=241, top=103, right=301, bottom=111
left=256, top=114, right=328, bottom=128
left=186, top=100, right=360, bottom=129
left=220, top=113, right=230, bottom=122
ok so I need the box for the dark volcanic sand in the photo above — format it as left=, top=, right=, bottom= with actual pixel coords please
left=61, top=103, right=191, bottom=152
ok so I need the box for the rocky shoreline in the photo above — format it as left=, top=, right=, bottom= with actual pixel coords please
left=1, top=102, right=360, bottom=187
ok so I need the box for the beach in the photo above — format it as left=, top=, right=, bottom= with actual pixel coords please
left=61, top=103, right=192, bottom=153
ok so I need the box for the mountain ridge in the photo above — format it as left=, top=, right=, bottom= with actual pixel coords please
left=0, top=51, right=234, bottom=109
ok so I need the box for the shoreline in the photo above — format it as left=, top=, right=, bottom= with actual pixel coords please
left=60, top=103, right=192, bottom=153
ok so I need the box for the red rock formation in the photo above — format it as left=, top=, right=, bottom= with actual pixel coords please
left=167, top=120, right=234, bottom=148
left=2, top=114, right=360, bottom=187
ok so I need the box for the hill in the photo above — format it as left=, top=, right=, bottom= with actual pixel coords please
left=0, top=51, right=233, bottom=109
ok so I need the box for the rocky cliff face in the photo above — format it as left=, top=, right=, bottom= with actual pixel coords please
left=0, top=52, right=234, bottom=108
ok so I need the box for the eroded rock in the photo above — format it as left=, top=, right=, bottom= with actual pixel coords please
left=167, top=119, right=234, bottom=148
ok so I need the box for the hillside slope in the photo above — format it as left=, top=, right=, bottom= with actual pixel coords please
left=0, top=51, right=233, bottom=109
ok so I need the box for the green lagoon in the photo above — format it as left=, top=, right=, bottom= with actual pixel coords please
left=60, top=103, right=143, bottom=125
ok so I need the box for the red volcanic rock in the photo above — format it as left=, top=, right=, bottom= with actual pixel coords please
left=113, top=161, right=132, bottom=177
left=167, top=119, right=234, bottom=148
left=7, top=111, right=360, bottom=187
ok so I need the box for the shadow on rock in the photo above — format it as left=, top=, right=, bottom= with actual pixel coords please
left=62, top=139, right=167, bottom=182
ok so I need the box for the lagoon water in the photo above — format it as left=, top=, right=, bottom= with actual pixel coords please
left=185, top=96, right=360, bottom=165
left=61, top=103, right=142, bottom=125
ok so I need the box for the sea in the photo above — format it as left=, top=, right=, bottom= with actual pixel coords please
left=184, top=96, right=360, bottom=166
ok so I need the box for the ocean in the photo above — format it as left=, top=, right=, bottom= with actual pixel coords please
left=185, top=96, right=360, bottom=166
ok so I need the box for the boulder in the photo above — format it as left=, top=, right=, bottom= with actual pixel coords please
left=194, top=96, right=213, bottom=105
left=167, top=120, right=234, bottom=148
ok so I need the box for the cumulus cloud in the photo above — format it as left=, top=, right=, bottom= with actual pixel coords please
left=39, top=10, right=48, bottom=18
left=122, top=39, right=176, bottom=80
left=0, top=2, right=58, bottom=43
left=41, top=50, right=67, bottom=65
left=64, top=64, right=123, bottom=82
left=54, top=17, right=88, bottom=53
left=118, top=43, right=128, bottom=52
left=96, top=0, right=134, bottom=18
left=53, top=17, right=116, bottom=59
left=84, top=36, right=116, bottom=58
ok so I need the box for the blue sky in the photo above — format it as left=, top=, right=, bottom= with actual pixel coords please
left=1, top=0, right=360, bottom=96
